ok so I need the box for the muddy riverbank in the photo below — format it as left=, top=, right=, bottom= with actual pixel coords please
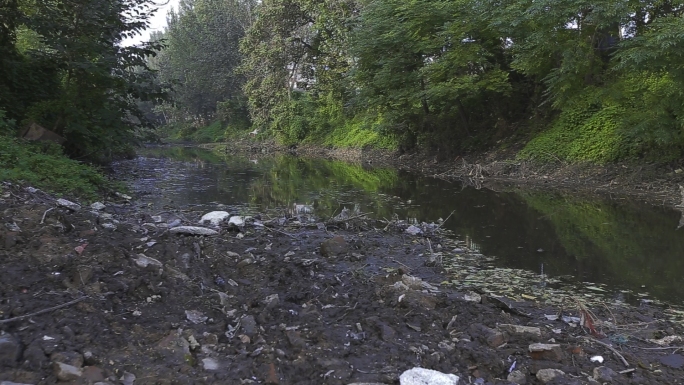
left=1, top=182, right=684, bottom=384
left=199, top=140, right=684, bottom=209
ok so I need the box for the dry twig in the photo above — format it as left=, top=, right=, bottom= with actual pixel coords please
left=0, top=296, right=88, bottom=324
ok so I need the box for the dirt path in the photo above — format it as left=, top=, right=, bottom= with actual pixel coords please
left=1, top=183, right=683, bottom=384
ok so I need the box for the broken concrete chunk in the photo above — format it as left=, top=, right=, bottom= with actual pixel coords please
left=186, top=310, right=208, bottom=324
left=53, top=362, right=83, bottom=381
left=399, top=367, right=460, bottom=385
left=498, top=324, right=542, bottom=338
left=228, top=216, right=244, bottom=226
left=529, top=343, right=563, bottom=362
left=134, top=254, right=163, bottom=269
left=535, top=369, right=565, bottom=384
left=507, top=370, right=527, bottom=384
left=200, top=211, right=230, bottom=226
left=57, top=198, right=81, bottom=211
left=0, top=333, right=21, bottom=367
left=169, top=226, right=218, bottom=236
left=90, top=202, right=106, bottom=211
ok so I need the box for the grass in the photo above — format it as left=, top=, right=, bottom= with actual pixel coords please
left=0, top=135, right=120, bottom=200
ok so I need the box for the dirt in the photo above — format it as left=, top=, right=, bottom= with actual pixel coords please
left=200, top=140, right=684, bottom=209
left=1, top=182, right=684, bottom=385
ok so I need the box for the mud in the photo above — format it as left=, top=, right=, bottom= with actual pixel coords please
left=1, top=182, right=683, bottom=384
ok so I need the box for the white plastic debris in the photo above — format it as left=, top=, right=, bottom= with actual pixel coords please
left=405, top=225, right=422, bottom=235
left=399, top=367, right=460, bottom=385
left=169, top=226, right=218, bottom=236
left=590, top=355, right=604, bottom=363
left=199, top=211, right=230, bottom=226
left=115, top=192, right=132, bottom=200
left=57, top=198, right=81, bottom=211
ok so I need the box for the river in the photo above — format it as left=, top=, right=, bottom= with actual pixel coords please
left=112, top=146, right=684, bottom=308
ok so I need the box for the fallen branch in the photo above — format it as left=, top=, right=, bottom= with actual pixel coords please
left=0, top=296, right=88, bottom=324
left=264, top=226, right=297, bottom=239
left=435, top=210, right=455, bottom=230
left=326, top=212, right=368, bottom=224
left=583, top=337, right=629, bottom=367
left=40, top=207, right=55, bottom=224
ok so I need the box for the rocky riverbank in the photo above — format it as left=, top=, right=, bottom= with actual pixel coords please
left=1, top=182, right=683, bottom=384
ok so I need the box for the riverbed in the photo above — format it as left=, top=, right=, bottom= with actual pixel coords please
left=112, top=146, right=684, bottom=307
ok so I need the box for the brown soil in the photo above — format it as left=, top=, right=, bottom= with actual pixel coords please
left=1, top=182, right=684, bottom=384
left=200, top=140, right=684, bottom=209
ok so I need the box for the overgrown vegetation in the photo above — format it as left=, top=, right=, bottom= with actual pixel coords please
left=0, top=134, right=117, bottom=199
left=239, top=0, right=684, bottom=159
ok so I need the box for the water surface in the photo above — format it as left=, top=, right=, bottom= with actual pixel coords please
left=113, top=146, right=684, bottom=306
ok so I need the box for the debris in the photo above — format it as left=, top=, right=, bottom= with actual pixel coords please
left=464, top=292, right=481, bottom=303
left=57, top=198, right=81, bottom=211
left=498, top=324, right=542, bottom=338
left=399, top=367, right=460, bottom=385
left=133, top=254, right=163, bottom=269
left=200, top=211, right=230, bottom=226
left=202, top=357, right=220, bottom=371
left=90, top=202, right=106, bottom=210
left=590, top=355, right=604, bottom=363
left=529, top=343, right=563, bottom=362
left=648, top=335, right=682, bottom=346
left=185, top=310, right=208, bottom=324
left=4, top=222, right=21, bottom=232
left=593, top=366, right=617, bottom=383
left=169, top=226, right=218, bottom=236
left=405, top=225, right=422, bottom=235
left=74, top=243, right=87, bottom=255
left=53, top=362, right=82, bottom=381
left=535, top=369, right=565, bottom=384
left=115, top=192, right=132, bottom=200
left=507, top=370, right=526, bottom=384
left=228, top=216, right=245, bottom=226
left=120, top=371, right=136, bottom=385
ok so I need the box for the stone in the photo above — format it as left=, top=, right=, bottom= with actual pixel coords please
left=469, top=324, right=505, bottom=348
left=169, top=226, right=218, bottom=236
left=507, top=370, right=527, bottom=384
left=320, top=236, right=348, bottom=258
left=265, top=362, right=279, bottom=384
left=90, top=202, right=106, bottom=210
left=134, top=254, right=163, bottom=269
left=241, top=315, right=258, bottom=336
left=101, top=223, right=117, bottom=231
left=285, top=330, right=306, bottom=351
left=0, top=333, right=22, bottom=367
left=202, top=357, right=220, bottom=371
left=53, top=362, right=83, bottom=381
left=200, top=211, right=230, bottom=226
left=399, top=367, right=459, bottom=385
left=185, top=310, right=208, bottom=324
left=593, top=366, right=617, bottom=383
left=57, top=198, right=81, bottom=211
left=1, top=382, right=35, bottom=385
left=348, top=383, right=390, bottom=385
left=498, top=324, right=542, bottom=338
left=529, top=343, right=563, bottom=362
left=23, top=342, right=47, bottom=370
left=82, top=366, right=106, bottom=383
left=156, top=331, right=191, bottom=365
left=228, top=216, right=244, bottom=226
left=535, top=369, right=565, bottom=384
left=50, top=351, right=84, bottom=367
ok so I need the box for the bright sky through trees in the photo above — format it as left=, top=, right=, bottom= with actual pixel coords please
left=122, top=0, right=180, bottom=46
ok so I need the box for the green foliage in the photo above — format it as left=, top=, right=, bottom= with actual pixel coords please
left=0, top=110, right=17, bottom=136
left=0, top=136, right=117, bottom=199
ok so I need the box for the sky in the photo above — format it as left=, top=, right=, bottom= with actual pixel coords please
left=122, top=0, right=180, bottom=46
